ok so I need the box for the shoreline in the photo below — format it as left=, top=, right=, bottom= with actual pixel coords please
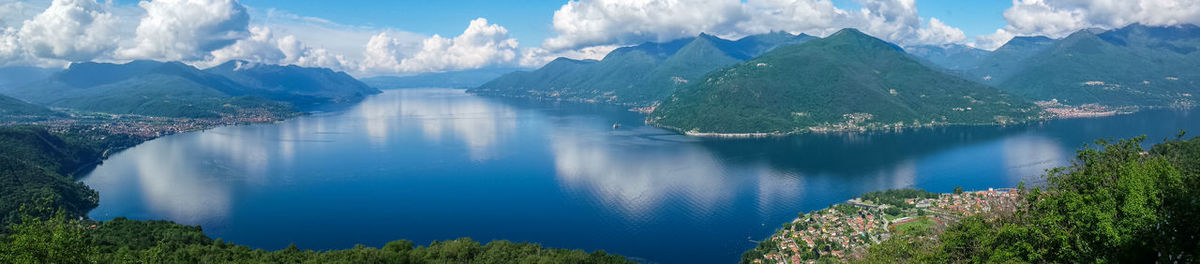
left=645, top=106, right=1177, bottom=138
left=746, top=188, right=1022, bottom=263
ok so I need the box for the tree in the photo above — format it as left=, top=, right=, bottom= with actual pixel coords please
left=0, top=210, right=97, bottom=264
left=953, top=186, right=963, bottom=194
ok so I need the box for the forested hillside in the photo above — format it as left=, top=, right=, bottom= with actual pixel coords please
left=650, top=29, right=1039, bottom=135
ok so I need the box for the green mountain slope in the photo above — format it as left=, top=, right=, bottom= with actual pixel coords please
left=735, top=31, right=818, bottom=58
left=472, top=38, right=692, bottom=105
left=0, top=126, right=137, bottom=224
left=649, top=29, right=1040, bottom=135
left=6, top=61, right=249, bottom=118
left=0, top=94, right=56, bottom=119
left=471, top=32, right=813, bottom=106
left=967, top=36, right=1057, bottom=84
left=994, top=24, right=1200, bottom=107
left=906, top=44, right=990, bottom=71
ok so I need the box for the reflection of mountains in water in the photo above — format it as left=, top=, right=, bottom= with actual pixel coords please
left=695, top=125, right=1031, bottom=177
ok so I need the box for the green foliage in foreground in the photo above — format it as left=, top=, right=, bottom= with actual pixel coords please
left=0, top=126, right=141, bottom=228
left=0, top=213, right=634, bottom=264
left=853, top=135, right=1200, bottom=263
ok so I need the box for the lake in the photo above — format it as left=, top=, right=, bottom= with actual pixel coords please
left=83, top=88, right=1200, bottom=263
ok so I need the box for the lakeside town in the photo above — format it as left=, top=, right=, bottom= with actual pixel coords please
left=747, top=188, right=1022, bottom=264
left=1, top=108, right=294, bottom=139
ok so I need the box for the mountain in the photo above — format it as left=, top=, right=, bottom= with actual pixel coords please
left=649, top=29, right=1040, bottom=135
left=988, top=24, right=1200, bottom=107
left=471, top=32, right=814, bottom=106
left=905, top=44, right=990, bottom=71
left=734, top=31, right=818, bottom=57
left=362, top=68, right=526, bottom=89
left=2, top=60, right=378, bottom=118
left=0, top=66, right=59, bottom=90
left=967, top=36, right=1058, bottom=84
left=205, top=60, right=380, bottom=107
left=0, top=93, right=56, bottom=119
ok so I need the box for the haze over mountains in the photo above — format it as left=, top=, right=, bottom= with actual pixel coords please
left=0, top=60, right=378, bottom=118
left=361, top=68, right=527, bottom=89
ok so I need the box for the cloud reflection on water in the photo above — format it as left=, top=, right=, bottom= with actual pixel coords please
left=386, top=89, right=518, bottom=161
left=1001, top=134, right=1068, bottom=184
left=550, top=129, right=737, bottom=220
left=131, top=139, right=233, bottom=225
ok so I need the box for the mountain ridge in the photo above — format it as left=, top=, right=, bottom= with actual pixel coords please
left=649, top=28, right=1040, bottom=135
left=470, top=32, right=815, bottom=106
left=1, top=60, right=378, bottom=118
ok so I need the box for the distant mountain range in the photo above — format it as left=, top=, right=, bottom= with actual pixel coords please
left=362, top=68, right=526, bottom=89
left=987, top=24, right=1200, bottom=107
left=649, top=29, right=1039, bottom=135
left=904, top=44, right=990, bottom=71
left=907, top=24, right=1200, bottom=108
left=0, top=60, right=379, bottom=118
left=470, top=32, right=814, bottom=106
left=0, top=66, right=59, bottom=90
left=2, top=24, right=1196, bottom=135
left=0, top=93, right=56, bottom=119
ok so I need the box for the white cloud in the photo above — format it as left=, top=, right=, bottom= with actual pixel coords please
left=17, top=0, right=120, bottom=61
left=0, top=0, right=49, bottom=28
left=542, top=0, right=968, bottom=51
left=251, top=8, right=417, bottom=64
left=0, top=27, right=21, bottom=65
left=976, top=0, right=1200, bottom=50
left=913, top=17, right=967, bottom=45
left=276, top=35, right=354, bottom=70
left=972, top=28, right=1016, bottom=50
left=1001, top=0, right=1089, bottom=38
left=398, top=18, right=520, bottom=73
left=204, top=26, right=354, bottom=71
left=358, top=31, right=413, bottom=75
left=119, top=0, right=250, bottom=61
left=206, top=26, right=284, bottom=66
left=544, top=0, right=746, bottom=50
left=518, top=45, right=619, bottom=68
left=361, top=18, right=520, bottom=75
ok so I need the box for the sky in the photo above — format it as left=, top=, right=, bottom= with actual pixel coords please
left=2, top=0, right=1199, bottom=77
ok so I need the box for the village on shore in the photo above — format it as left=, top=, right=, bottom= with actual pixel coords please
left=2, top=109, right=293, bottom=139
left=747, top=188, right=1022, bottom=264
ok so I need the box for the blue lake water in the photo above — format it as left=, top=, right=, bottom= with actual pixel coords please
left=83, top=88, right=1200, bottom=263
